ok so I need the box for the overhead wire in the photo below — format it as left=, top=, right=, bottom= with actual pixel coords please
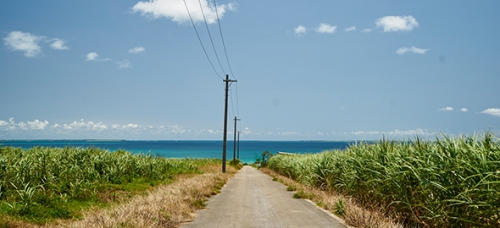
left=198, top=0, right=227, bottom=75
left=183, top=0, right=223, bottom=80
left=213, top=0, right=240, bottom=118
left=235, top=83, right=240, bottom=117
left=185, top=0, right=241, bottom=121
left=213, top=0, right=235, bottom=80
left=230, top=86, right=236, bottom=119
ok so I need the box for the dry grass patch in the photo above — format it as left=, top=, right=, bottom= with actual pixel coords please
left=25, top=165, right=237, bottom=228
left=260, top=168, right=403, bottom=228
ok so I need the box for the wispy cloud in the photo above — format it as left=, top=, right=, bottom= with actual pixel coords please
left=0, top=118, right=49, bottom=130
left=49, top=38, right=69, bottom=50
left=115, top=59, right=132, bottom=69
left=439, top=107, right=469, bottom=112
left=351, top=128, right=433, bottom=136
left=86, top=52, right=99, bottom=61
left=86, top=52, right=111, bottom=61
left=294, top=25, right=307, bottom=35
left=55, top=119, right=108, bottom=131
left=316, top=23, right=336, bottom=34
left=132, top=0, right=236, bottom=24
left=0, top=118, right=226, bottom=139
left=86, top=52, right=129, bottom=69
left=128, top=46, right=145, bottom=54
left=439, top=107, right=454, bottom=111
left=0, top=118, right=454, bottom=140
left=3, top=31, right=69, bottom=57
left=345, top=26, right=356, bottom=32
left=3, top=31, right=43, bottom=57
left=361, top=28, right=372, bottom=33
left=397, top=46, right=429, bottom=55
left=376, top=15, right=418, bottom=32
left=481, top=108, right=500, bottom=117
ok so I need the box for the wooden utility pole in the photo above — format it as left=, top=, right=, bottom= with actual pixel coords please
left=222, top=74, right=236, bottom=173
left=233, top=116, right=240, bottom=163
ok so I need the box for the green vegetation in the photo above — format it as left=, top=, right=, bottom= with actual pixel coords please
left=0, top=146, right=220, bottom=224
left=229, top=158, right=243, bottom=169
left=334, top=199, right=346, bottom=216
left=261, top=150, right=273, bottom=167
left=286, top=185, right=297, bottom=191
left=268, top=133, right=500, bottom=227
left=292, top=189, right=314, bottom=200
left=253, top=150, right=273, bottom=168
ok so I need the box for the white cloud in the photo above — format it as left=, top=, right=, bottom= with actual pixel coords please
left=0, top=118, right=49, bottom=130
left=86, top=53, right=130, bottom=69
left=439, top=107, right=470, bottom=113
left=0, top=118, right=230, bottom=139
left=27, top=119, right=49, bottom=130
left=351, top=130, right=380, bottom=135
left=116, top=59, right=132, bottom=69
left=86, top=52, right=111, bottom=61
left=3, top=31, right=69, bottom=57
left=397, top=46, right=429, bottom=55
left=439, top=107, right=454, bottom=111
left=351, top=128, right=432, bottom=136
left=316, top=23, right=337, bottom=34
left=128, top=46, right=145, bottom=53
left=3, top=31, right=43, bottom=57
left=345, top=26, right=356, bottom=32
left=279, top=131, right=300, bottom=136
left=50, top=38, right=69, bottom=50
left=123, top=123, right=139, bottom=129
left=92, top=122, right=108, bottom=130
left=361, top=28, right=372, bottom=33
left=481, top=108, right=500, bottom=117
left=242, top=127, right=251, bottom=135
left=294, top=25, right=307, bottom=35
left=86, top=52, right=99, bottom=61
left=376, top=15, right=418, bottom=32
left=132, top=0, right=236, bottom=24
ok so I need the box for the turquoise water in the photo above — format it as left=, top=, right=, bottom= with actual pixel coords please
left=0, top=140, right=353, bottom=164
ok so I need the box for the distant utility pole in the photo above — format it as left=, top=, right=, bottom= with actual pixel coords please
left=233, top=116, right=240, bottom=163
left=237, top=131, right=240, bottom=159
left=222, top=74, right=236, bottom=173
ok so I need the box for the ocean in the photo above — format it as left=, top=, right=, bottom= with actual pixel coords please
left=0, top=140, right=353, bottom=164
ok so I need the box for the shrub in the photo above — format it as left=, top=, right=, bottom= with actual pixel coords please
left=268, top=133, right=500, bottom=227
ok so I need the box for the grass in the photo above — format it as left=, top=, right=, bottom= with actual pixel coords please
left=260, top=168, right=399, bottom=228
left=0, top=146, right=227, bottom=225
left=268, top=133, right=500, bottom=227
left=34, top=165, right=237, bottom=228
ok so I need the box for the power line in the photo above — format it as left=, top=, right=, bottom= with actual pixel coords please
left=213, top=0, right=239, bottom=117
left=198, top=0, right=226, bottom=75
left=235, top=82, right=240, bottom=117
left=183, top=0, right=223, bottom=80
left=229, top=86, right=236, bottom=119
left=213, top=0, right=235, bottom=80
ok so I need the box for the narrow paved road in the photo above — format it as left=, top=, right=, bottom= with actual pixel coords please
left=182, top=166, right=346, bottom=228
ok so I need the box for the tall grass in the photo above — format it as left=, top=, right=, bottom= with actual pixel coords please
left=268, top=133, right=500, bottom=227
left=0, top=146, right=219, bottom=222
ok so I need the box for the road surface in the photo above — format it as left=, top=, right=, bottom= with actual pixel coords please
left=182, top=166, right=346, bottom=228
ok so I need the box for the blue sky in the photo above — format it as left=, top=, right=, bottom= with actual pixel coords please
left=1, top=0, right=499, bottom=140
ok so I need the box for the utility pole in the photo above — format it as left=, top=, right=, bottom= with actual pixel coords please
left=222, top=74, right=236, bottom=173
left=233, top=116, right=240, bottom=163
left=237, top=131, right=240, bottom=159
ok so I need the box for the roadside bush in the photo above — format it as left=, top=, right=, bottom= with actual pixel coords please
left=268, top=133, right=500, bottom=227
